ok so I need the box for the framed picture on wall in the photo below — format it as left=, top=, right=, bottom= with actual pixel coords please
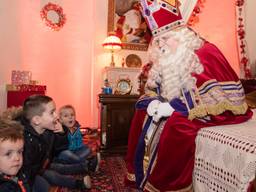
left=107, top=0, right=151, bottom=51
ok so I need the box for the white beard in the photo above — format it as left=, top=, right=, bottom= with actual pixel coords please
left=146, top=27, right=204, bottom=101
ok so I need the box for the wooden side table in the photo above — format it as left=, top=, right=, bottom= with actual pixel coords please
left=98, top=94, right=139, bottom=153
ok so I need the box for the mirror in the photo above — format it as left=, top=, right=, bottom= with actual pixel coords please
left=236, top=0, right=256, bottom=78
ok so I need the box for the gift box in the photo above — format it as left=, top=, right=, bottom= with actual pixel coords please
left=11, top=70, right=32, bottom=85
left=6, top=84, right=46, bottom=92
left=6, top=84, right=47, bottom=107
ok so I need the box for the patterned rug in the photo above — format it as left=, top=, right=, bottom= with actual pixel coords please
left=55, top=128, right=137, bottom=192
left=90, top=155, right=137, bottom=192
left=56, top=155, right=137, bottom=192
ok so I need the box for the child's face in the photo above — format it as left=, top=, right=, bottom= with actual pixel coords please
left=59, top=108, right=76, bottom=129
left=38, top=101, right=58, bottom=131
left=0, top=139, right=24, bottom=176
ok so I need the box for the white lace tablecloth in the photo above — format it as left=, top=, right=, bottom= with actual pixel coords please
left=194, top=110, right=256, bottom=192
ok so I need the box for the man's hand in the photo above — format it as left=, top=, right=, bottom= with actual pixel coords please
left=147, top=100, right=161, bottom=117
left=147, top=100, right=174, bottom=122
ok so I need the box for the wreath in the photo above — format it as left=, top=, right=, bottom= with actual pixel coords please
left=40, top=2, right=66, bottom=31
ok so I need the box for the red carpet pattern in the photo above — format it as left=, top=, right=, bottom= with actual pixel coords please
left=90, top=155, right=136, bottom=192
left=55, top=128, right=138, bottom=191
left=56, top=155, right=137, bottom=192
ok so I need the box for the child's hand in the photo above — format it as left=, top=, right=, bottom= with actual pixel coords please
left=53, top=120, right=64, bottom=133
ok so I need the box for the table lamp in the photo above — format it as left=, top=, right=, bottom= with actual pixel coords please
left=102, top=34, right=122, bottom=67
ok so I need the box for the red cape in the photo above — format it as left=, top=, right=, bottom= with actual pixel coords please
left=125, top=42, right=253, bottom=191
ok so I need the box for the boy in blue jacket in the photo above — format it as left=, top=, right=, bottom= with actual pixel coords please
left=58, top=105, right=100, bottom=172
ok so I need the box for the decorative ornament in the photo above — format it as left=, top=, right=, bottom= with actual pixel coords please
left=138, top=62, right=153, bottom=95
left=125, top=54, right=142, bottom=68
left=188, top=0, right=206, bottom=26
left=235, top=0, right=252, bottom=79
left=40, top=2, right=66, bottom=31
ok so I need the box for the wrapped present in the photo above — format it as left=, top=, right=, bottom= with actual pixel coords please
left=6, top=84, right=47, bottom=107
left=6, top=84, right=46, bottom=92
left=11, top=70, right=32, bottom=85
left=29, top=80, right=40, bottom=85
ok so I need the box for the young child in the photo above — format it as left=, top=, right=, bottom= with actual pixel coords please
left=58, top=105, right=100, bottom=172
left=16, top=95, right=91, bottom=191
left=0, top=119, right=30, bottom=192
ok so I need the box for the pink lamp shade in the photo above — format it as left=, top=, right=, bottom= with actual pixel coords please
left=102, top=35, right=122, bottom=67
left=102, top=35, right=122, bottom=50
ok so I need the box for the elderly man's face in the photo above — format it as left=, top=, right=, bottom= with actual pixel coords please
left=154, top=36, right=179, bottom=55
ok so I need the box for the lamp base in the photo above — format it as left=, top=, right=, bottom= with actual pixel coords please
left=110, top=61, right=115, bottom=67
left=110, top=50, right=115, bottom=67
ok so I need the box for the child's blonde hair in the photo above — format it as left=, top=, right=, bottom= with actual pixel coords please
left=59, top=105, right=76, bottom=115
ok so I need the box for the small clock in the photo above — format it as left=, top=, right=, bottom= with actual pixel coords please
left=115, top=78, right=132, bottom=95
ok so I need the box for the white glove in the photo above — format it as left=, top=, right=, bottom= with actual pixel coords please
left=147, top=100, right=161, bottom=116
left=147, top=100, right=174, bottom=122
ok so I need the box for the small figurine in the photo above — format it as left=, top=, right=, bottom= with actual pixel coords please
left=102, top=79, right=112, bottom=94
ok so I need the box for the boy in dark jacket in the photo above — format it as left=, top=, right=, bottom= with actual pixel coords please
left=18, top=95, right=91, bottom=191
left=0, top=119, right=30, bottom=192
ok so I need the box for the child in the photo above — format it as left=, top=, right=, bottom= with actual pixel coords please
left=58, top=105, right=100, bottom=172
left=0, top=119, right=30, bottom=192
left=16, top=95, right=91, bottom=191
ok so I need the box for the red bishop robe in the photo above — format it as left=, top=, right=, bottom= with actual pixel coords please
left=125, top=41, right=253, bottom=191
